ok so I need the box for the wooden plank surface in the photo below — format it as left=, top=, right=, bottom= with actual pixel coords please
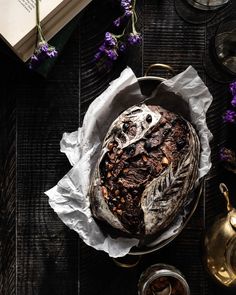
left=0, top=85, right=16, bottom=295
left=0, top=0, right=236, bottom=294
left=0, top=19, right=82, bottom=294
left=15, top=31, right=81, bottom=294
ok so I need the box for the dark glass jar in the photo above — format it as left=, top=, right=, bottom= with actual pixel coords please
left=138, top=264, right=190, bottom=295
left=186, top=0, right=229, bottom=11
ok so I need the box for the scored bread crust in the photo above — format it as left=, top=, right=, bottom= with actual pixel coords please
left=89, top=104, right=200, bottom=237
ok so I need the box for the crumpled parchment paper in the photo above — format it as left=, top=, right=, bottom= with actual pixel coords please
left=45, top=66, right=213, bottom=258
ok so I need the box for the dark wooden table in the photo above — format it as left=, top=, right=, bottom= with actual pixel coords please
left=1, top=0, right=236, bottom=294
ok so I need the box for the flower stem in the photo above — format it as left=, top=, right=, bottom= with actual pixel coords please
left=35, top=0, right=44, bottom=42
left=133, top=0, right=137, bottom=17
left=37, top=24, right=45, bottom=42
left=131, top=0, right=138, bottom=34
left=133, top=0, right=137, bottom=23
left=131, top=13, right=137, bottom=34
left=112, top=29, right=126, bottom=39
left=36, top=0, right=40, bottom=27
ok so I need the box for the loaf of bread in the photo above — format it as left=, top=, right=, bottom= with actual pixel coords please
left=90, top=104, right=200, bottom=238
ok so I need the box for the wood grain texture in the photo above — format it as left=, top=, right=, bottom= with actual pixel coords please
left=15, top=31, right=81, bottom=293
left=0, top=24, right=82, bottom=294
left=0, top=90, right=16, bottom=295
left=0, top=0, right=235, bottom=294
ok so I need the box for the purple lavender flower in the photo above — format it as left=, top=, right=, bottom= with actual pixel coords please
left=94, top=0, right=141, bottom=68
left=94, top=51, right=103, bottom=61
left=94, top=32, right=118, bottom=63
left=99, top=43, right=106, bottom=52
left=124, top=10, right=133, bottom=17
left=40, top=43, right=50, bottom=53
left=230, top=81, right=236, bottom=96
left=105, top=32, right=117, bottom=46
left=120, top=0, right=133, bottom=18
left=118, top=42, right=126, bottom=53
left=29, top=41, right=58, bottom=69
left=28, top=54, right=39, bottom=69
left=38, top=42, right=58, bottom=58
left=220, top=147, right=233, bottom=162
left=231, top=95, right=236, bottom=108
left=113, top=10, right=131, bottom=28
left=220, top=147, right=236, bottom=173
left=28, top=1, right=58, bottom=70
left=47, top=48, right=58, bottom=58
left=127, top=33, right=142, bottom=45
left=106, top=49, right=118, bottom=61
left=223, top=110, right=236, bottom=123
left=29, top=52, right=42, bottom=69
left=113, top=17, right=121, bottom=27
left=121, top=0, right=132, bottom=10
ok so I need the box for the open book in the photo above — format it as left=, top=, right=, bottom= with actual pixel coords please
left=0, top=0, right=91, bottom=62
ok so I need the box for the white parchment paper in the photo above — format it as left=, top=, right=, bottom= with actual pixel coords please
left=45, top=66, right=213, bottom=258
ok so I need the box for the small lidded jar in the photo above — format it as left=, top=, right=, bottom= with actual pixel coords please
left=138, top=264, right=190, bottom=295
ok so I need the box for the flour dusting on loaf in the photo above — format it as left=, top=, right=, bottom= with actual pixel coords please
left=90, top=104, right=200, bottom=237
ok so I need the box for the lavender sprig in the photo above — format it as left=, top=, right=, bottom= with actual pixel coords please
left=220, top=147, right=236, bottom=173
left=220, top=81, right=236, bottom=174
left=222, top=81, right=236, bottom=124
left=231, top=96, right=236, bottom=108
left=95, top=0, right=141, bottom=68
left=29, top=0, right=58, bottom=69
left=230, top=81, right=236, bottom=96
left=223, top=109, right=236, bottom=124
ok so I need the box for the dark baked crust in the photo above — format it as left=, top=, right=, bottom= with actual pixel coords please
left=90, top=104, right=200, bottom=237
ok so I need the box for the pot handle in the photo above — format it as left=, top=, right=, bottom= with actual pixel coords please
left=144, top=63, right=175, bottom=79
left=219, top=183, right=233, bottom=212
left=220, top=183, right=236, bottom=229
left=112, top=255, right=141, bottom=268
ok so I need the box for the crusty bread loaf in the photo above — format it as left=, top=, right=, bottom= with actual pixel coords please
left=90, top=104, right=200, bottom=237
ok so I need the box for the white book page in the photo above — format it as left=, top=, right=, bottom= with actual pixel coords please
left=0, top=0, right=66, bottom=46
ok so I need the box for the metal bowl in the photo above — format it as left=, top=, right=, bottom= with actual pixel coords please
left=129, top=180, right=203, bottom=255
left=123, top=64, right=204, bottom=256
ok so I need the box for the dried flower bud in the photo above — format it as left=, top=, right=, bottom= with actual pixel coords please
left=223, top=110, right=236, bottom=124
left=230, top=81, right=236, bottom=96
left=220, top=147, right=236, bottom=174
